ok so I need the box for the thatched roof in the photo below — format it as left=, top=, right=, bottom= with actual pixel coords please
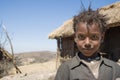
left=48, top=19, right=74, bottom=39
left=49, top=2, right=120, bottom=39
left=99, top=1, right=120, bottom=27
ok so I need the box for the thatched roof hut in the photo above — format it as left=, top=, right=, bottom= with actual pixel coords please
left=49, top=2, right=120, bottom=39
left=48, top=2, right=120, bottom=62
left=0, top=47, right=22, bottom=78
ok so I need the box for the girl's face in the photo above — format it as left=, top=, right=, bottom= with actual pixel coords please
left=75, top=22, right=103, bottom=57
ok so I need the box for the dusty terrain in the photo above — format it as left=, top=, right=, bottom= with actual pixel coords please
left=1, top=51, right=119, bottom=80
left=0, top=51, right=58, bottom=80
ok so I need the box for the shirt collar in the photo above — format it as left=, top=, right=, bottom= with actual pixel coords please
left=70, top=52, right=113, bottom=70
left=78, top=52, right=101, bottom=62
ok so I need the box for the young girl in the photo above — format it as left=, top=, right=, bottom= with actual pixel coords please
left=55, top=8, right=120, bottom=80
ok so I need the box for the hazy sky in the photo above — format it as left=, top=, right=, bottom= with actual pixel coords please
left=0, top=0, right=119, bottom=53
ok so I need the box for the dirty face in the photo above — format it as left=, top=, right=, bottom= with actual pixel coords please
left=75, top=22, right=103, bottom=57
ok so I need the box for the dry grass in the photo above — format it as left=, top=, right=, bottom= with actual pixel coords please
left=0, top=59, right=14, bottom=78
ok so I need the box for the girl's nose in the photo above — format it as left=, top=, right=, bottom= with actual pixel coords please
left=85, top=37, right=90, bottom=44
left=84, top=38, right=91, bottom=49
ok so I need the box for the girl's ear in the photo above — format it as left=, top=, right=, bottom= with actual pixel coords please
left=74, top=38, right=77, bottom=43
left=74, top=34, right=77, bottom=43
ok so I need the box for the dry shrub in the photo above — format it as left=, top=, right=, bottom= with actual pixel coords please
left=0, top=59, right=14, bottom=78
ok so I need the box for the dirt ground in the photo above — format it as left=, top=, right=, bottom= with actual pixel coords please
left=1, top=59, right=58, bottom=80
left=1, top=53, right=119, bottom=80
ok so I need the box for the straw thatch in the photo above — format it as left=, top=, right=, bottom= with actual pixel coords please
left=99, top=1, right=120, bottom=27
left=48, top=2, right=120, bottom=39
left=48, top=19, right=74, bottom=39
left=0, top=48, right=13, bottom=78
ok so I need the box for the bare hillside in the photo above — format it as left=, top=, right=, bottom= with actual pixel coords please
left=14, top=51, right=56, bottom=66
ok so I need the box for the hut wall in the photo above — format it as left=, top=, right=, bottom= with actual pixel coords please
left=101, top=27, right=120, bottom=61
left=60, top=37, right=75, bottom=58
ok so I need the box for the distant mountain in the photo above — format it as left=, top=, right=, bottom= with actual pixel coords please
left=14, top=51, right=56, bottom=66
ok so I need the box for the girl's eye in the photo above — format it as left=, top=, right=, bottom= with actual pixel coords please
left=90, top=35, right=100, bottom=40
left=77, top=35, right=85, bottom=40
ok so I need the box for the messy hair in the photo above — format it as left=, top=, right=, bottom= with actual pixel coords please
left=73, top=8, right=108, bottom=34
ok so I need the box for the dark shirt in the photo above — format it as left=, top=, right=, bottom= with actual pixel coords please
left=55, top=52, right=120, bottom=80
